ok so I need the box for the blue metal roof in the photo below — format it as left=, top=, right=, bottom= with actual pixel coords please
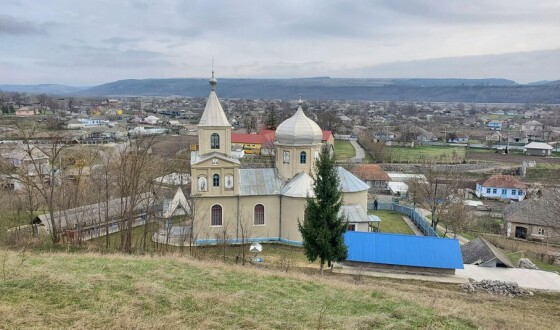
left=344, top=231, right=464, bottom=269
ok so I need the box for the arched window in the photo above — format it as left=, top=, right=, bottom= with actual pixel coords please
left=254, top=204, right=265, bottom=225
left=211, top=133, right=220, bottom=149
left=211, top=205, right=222, bottom=226
left=213, top=174, right=220, bottom=187
left=300, top=151, right=307, bottom=164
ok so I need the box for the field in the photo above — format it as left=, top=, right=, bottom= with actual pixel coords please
left=334, top=140, right=356, bottom=160
left=383, top=146, right=465, bottom=163
left=523, top=163, right=560, bottom=184
left=2, top=250, right=560, bottom=329
left=465, top=149, right=560, bottom=166
left=368, top=210, right=414, bottom=235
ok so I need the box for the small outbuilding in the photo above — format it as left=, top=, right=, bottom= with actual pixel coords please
left=343, top=231, right=464, bottom=275
left=461, top=237, right=514, bottom=268
left=524, top=142, right=553, bottom=156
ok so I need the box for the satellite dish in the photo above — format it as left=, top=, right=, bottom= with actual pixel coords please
left=249, top=242, right=263, bottom=253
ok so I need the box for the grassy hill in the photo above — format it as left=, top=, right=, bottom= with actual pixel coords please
left=73, top=78, right=560, bottom=103
left=1, top=250, right=559, bottom=329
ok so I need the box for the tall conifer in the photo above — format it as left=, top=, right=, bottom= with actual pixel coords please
left=298, top=144, right=348, bottom=274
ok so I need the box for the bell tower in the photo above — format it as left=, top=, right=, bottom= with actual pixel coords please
left=197, top=71, right=231, bottom=156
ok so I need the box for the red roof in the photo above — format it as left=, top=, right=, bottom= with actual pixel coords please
left=481, top=175, right=526, bottom=189
left=232, top=129, right=330, bottom=145
left=352, top=164, right=390, bottom=181
left=231, top=133, right=269, bottom=144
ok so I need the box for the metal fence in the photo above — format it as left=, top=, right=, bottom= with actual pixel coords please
left=368, top=202, right=439, bottom=237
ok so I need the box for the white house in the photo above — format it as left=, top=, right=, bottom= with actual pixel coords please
left=475, top=175, right=527, bottom=201
left=144, top=115, right=160, bottom=125
left=524, top=142, right=553, bottom=156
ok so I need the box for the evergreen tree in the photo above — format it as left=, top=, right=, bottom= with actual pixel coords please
left=264, top=106, right=278, bottom=130
left=298, top=144, right=348, bottom=274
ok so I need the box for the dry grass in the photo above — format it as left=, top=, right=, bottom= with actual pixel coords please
left=1, top=249, right=559, bottom=329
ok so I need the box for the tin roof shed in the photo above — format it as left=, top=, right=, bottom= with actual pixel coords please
left=344, top=231, right=464, bottom=270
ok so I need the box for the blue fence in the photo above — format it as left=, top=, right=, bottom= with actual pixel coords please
left=368, top=202, right=439, bottom=237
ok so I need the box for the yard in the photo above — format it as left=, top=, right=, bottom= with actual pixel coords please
left=334, top=140, right=355, bottom=160
left=383, top=146, right=466, bottom=164
left=368, top=210, right=414, bottom=235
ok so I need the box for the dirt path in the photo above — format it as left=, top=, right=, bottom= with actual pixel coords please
left=401, top=216, right=424, bottom=236
left=350, top=139, right=365, bottom=162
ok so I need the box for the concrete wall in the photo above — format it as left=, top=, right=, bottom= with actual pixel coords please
left=343, top=260, right=456, bottom=275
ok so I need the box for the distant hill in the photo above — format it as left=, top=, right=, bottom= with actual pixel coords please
left=2, top=78, right=558, bottom=103
left=0, top=84, right=89, bottom=95
left=76, top=77, right=560, bottom=103
left=527, top=80, right=560, bottom=87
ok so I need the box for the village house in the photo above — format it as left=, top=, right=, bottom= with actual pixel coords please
left=507, top=131, right=529, bottom=145
left=504, top=197, right=560, bottom=243
left=475, top=175, right=526, bottom=201
left=487, top=120, right=503, bottom=130
left=524, top=142, right=553, bottom=156
left=15, top=106, right=37, bottom=117
left=485, top=131, right=503, bottom=143
left=352, top=164, right=391, bottom=193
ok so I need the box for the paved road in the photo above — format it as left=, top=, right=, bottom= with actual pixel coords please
left=457, top=265, right=560, bottom=292
left=349, top=139, right=366, bottom=163
left=335, top=264, right=560, bottom=292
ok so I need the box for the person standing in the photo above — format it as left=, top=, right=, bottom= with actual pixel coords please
left=373, top=199, right=378, bottom=210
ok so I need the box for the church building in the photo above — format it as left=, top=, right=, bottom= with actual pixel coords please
left=190, top=73, right=373, bottom=244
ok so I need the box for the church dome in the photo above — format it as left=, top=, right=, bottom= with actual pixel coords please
left=276, top=100, right=323, bottom=145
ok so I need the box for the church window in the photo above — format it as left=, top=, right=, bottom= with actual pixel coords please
left=300, top=151, right=307, bottom=164
left=211, top=205, right=222, bottom=226
left=254, top=204, right=265, bottom=225
left=211, top=133, right=220, bottom=149
left=213, top=174, right=220, bottom=187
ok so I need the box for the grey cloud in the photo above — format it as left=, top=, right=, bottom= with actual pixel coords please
left=378, top=0, right=559, bottom=25
left=102, top=37, right=142, bottom=45
left=0, top=14, right=47, bottom=35
left=40, top=45, right=170, bottom=68
left=343, top=48, right=560, bottom=83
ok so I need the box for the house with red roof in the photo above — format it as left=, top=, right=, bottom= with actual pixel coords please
left=475, top=175, right=527, bottom=201
left=352, top=164, right=391, bottom=193
left=231, top=129, right=333, bottom=155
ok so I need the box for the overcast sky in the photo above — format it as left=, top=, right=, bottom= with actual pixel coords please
left=1, top=0, right=559, bottom=85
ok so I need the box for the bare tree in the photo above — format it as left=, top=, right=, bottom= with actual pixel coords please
left=0, top=126, right=70, bottom=243
left=439, top=200, right=473, bottom=238
left=406, top=166, right=463, bottom=231
left=114, top=137, right=161, bottom=253
left=242, top=116, right=258, bottom=134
